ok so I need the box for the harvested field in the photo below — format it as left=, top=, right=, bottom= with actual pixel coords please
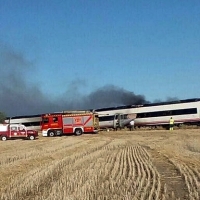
left=0, top=129, right=200, bottom=200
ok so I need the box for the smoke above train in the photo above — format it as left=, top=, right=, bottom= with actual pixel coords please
left=0, top=45, right=149, bottom=116
left=0, top=44, right=178, bottom=117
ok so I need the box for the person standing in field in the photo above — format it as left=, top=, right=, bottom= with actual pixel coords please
left=169, top=117, right=174, bottom=131
left=129, top=120, right=135, bottom=131
left=115, top=119, right=119, bottom=131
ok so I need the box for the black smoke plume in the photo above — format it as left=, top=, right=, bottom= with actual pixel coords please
left=85, top=85, right=149, bottom=109
left=0, top=45, right=148, bottom=117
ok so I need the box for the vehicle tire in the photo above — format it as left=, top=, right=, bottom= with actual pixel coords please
left=1, top=136, right=7, bottom=141
left=48, top=130, right=55, bottom=137
left=29, top=135, right=35, bottom=140
left=74, top=128, right=82, bottom=136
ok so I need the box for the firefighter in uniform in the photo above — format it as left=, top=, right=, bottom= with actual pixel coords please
left=169, top=117, right=174, bottom=131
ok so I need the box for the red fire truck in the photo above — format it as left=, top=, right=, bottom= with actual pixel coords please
left=41, top=111, right=99, bottom=137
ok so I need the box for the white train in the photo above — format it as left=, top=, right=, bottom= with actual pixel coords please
left=96, top=113, right=137, bottom=130
left=95, top=98, right=200, bottom=128
left=5, top=98, right=200, bottom=130
left=5, top=115, right=41, bottom=130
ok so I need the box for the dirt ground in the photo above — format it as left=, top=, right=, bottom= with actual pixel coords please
left=0, top=129, right=200, bottom=200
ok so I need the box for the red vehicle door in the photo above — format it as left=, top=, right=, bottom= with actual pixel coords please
left=10, top=125, right=19, bottom=137
left=18, top=125, right=27, bottom=137
left=10, top=125, right=27, bottom=138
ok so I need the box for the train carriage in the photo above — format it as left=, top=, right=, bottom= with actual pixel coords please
left=134, top=99, right=200, bottom=127
left=5, top=115, right=42, bottom=130
left=4, top=98, right=200, bottom=131
left=95, top=98, right=200, bottom=128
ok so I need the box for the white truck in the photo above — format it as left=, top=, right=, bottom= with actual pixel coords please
left=0, top=124, right=38, bottom=141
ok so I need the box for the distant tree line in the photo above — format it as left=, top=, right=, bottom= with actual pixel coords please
left=0, top=112, right=6, bottom=123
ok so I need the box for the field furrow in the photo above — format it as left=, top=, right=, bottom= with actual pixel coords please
left=1, top=139, right=111, bottom=199
left=171, top=160, right=200, bottom=200
left=0, top=130, right=200, bottom=199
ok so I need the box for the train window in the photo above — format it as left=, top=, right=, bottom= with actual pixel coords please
left=99, top=116, right=114, bottom=121
left=124, top=114, right=128, bottom=119
left=137, top=113, right=144, bottom=118
left=167, top=111, right=172, bottom=115
left=172, top=110, right=179, bottom=115
left=23, top=122, right=41, bottom=126
left=136, top=108, right=197, bottom=119
left=163, top=111, right=168, bottom=116
left=185, top=108, right=197, bottom=114
left=172, top=108, right=197, bottom=115
left=119, top=115, right=124, bottom=120
left=150, top=112, right=156, bottom=117
left=113, top=114, right=125, bottom=120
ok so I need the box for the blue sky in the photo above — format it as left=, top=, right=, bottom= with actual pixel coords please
left=0, top=0, right=200, bottom=115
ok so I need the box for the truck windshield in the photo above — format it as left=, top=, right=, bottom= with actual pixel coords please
left=19, top=126, right=25, bottom=131
left=11, top=126, right=17, bottom=131
left=42, top=118, right=49, bottom=124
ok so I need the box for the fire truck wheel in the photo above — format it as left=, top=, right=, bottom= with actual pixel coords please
left=29, top=135, right=35, bottom=140
left=1, top=136, right=7, bottom=141
left=48, top=130, right=55, bottom=137
left=74, top=128, right=82, bottom=136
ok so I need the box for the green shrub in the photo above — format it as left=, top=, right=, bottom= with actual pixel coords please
left=0, top=112, right=7, bottom=123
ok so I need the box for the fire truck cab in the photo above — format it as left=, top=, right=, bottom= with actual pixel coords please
left=41, top=111, right=99, bottom=137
